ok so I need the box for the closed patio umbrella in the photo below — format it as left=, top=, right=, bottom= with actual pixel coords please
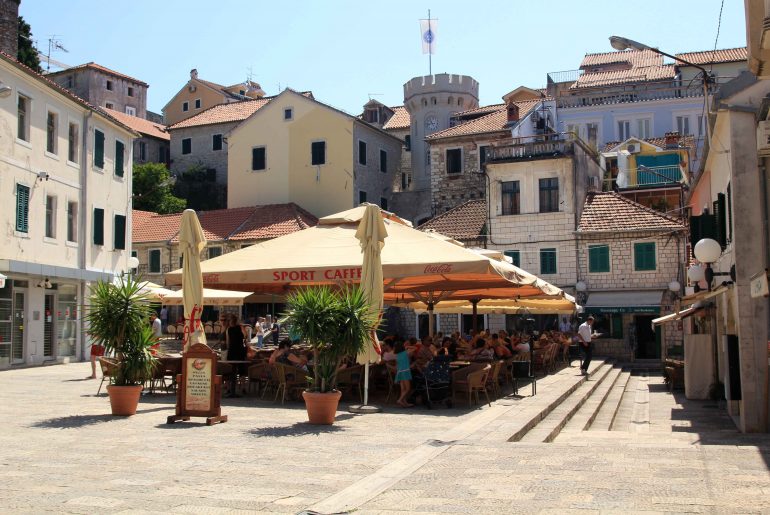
left=352, top=204, right=387, bottom=411
left=178, top=209, right=207, bottom=352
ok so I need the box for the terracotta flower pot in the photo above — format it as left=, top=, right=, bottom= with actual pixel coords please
left=107, top=385, right=143, bottom=416
left=302, top=390, right=342, bottom=425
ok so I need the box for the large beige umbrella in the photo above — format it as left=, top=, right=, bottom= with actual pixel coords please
left=178, top=209, right=207, bottom=352
left=399, top=296, right=578, bottom=315
left=165, top=206, right=566, bottom=312
left=161, top=288, right=252, bottom=306
left=353, top=204, right=387, bottom=411
left=137, top=281, right=175, bottom=302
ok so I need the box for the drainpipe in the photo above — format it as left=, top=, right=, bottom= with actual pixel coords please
left=79, top=110, right=92, bottom=362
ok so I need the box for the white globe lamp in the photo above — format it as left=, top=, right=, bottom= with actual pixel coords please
left=693, top=238, right=721, bottom=264
left=687, top=264, right=705, bottom=283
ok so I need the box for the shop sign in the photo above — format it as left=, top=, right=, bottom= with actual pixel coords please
left=167, top=343, right=227, bottom=426
left=750, top=269, right=769, bottom=298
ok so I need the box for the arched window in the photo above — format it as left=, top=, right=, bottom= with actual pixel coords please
left=431, top=97, right=437, bottom=105
left=458, top=97, right=464, bottom=107
left=448, top=96, right=454, bottom=105
left=422, top=98, right=428, bottom=107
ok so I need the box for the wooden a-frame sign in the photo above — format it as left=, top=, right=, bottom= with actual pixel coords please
left=167, top=343, right=227, bottom=426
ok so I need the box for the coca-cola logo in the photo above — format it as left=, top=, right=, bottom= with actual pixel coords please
left=424, top=264, right=452, bottom=274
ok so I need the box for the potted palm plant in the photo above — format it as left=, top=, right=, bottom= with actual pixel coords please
left=87, top=276, right=158, bottom=416
left=284, top=285, right=377, bottom=424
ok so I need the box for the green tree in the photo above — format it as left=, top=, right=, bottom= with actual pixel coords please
left=172, top=164, right=226, bottom=211
left=17, top=17, right=41, bottom=73
left=132, top=162, right=186, bottom=214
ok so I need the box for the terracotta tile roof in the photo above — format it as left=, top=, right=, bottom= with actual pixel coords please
left=133, top=203, right=316, bottom=244
left=229, top=203, right=318, bottom=241
left=602, top=135, right=696, bottom=152
left=675, top=47, right=747, bottom=65
left=426, top=99, right=542, bottom=141
left=383, top=105, right=410, bottom=130
left=454, top=103, right=505, bottom=117
left=0, top=52, right=139, bottom=137
left=580, top=49, right=663, bottom=69
left=191, top=206, right=259, bottom=242
left=132, top=211, right=183, bottom=243
left=46, top=62, right=149, bottom=87
left=571, top=65, right=674, bottom=89
left=103, top=108, right=169, bottom=141
left=167, top=98, right=272, bottom=130
left=577, top=192, right=685, bottom=232
left=418, top=200, right=487, bottom=241
left=197, top=78, right=242, bottom=99
left=167, top=91, right=314, bottom=130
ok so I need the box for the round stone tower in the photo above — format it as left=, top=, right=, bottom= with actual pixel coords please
left=403, top=73, right=479, bottom=192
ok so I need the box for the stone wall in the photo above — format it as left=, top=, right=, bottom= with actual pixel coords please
left=169, top=122, right=237, bottom=184
left=0, top=0, right=19, bottom=57
left=429, top=133, right=510, bottom=215
left=51, top=69, right=148, bottom=119
left=351, top=123, right=402, bottom=209
left=576, top=231, right=685, bottom=291
left=133, top=136, right=169, bottom=166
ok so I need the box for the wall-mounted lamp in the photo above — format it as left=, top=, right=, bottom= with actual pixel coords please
left=0, top=272, right=7, bottom=289
left=692, top=238, right=734, bottom=291
left=0, top=82, right=12, bottom=98
left=37, top=171, right=50, bottom=182
left=575, top=280, right=588, bottom=305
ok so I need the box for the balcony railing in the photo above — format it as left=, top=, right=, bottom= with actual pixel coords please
left=557, top=79, right=708, bottom=108
left=603, top=165, right=685, bottom=190
left=485, top=136, right=572, bottom=165
left=547, top=69, right=584, bottom=84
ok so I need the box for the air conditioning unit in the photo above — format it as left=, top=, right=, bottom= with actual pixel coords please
left=626, top=143, right=639, bottom=154
left=758, top=120, right=770, bottom=156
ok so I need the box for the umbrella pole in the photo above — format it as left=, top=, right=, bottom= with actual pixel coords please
left=471, top=299, right=479, bottom=333
left=427, top=302, right=435, bottom=337
left=363, top=362, right=369, bottom=405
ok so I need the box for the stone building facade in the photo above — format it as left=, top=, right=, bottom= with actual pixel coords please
left=576, top=192, right=687, bottom=361
left=0, top=0, right=19, bottom=57
left=104, top=107, right=169, bottom=166
left=47, top=63, right=149, bottom=120
left=168, top=120, right=237, bottom=185
left=352, top=122, right=404, bottom=210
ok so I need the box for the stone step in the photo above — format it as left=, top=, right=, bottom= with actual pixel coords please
left=560, top=365, right=624, bottom=434
left=488, top=360, right=608, bottom=444
left=587, top=369, right=632, bottom=431
left=611, top=372, right=646, bottom=431
left=517, top=363, right=615, bottom=443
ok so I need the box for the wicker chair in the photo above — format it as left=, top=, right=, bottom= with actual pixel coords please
left=273, top=363, right=307, bottom=404
left=336, top=365, right=364, bottom=403
left=452, top=363, right=491, bottom=407
left=247, top=362, right=269, bottom=395
left=97, top=357, right=118, bottom=395
left=485, top=360, right=505, bottom=400
left=166, top=324, right=177, bottom=337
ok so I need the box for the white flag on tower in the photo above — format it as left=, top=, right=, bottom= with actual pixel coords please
left=420, top=19, right=437, bottom=55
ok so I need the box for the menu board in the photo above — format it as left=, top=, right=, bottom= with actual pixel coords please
left=167, top=343, right=226, bottom=425
left=185, top=357, right=213, bottom=412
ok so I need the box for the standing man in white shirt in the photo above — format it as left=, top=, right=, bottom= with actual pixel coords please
left=150, top=313, right=163, bottom=340
left=577, top=315, right=596, bottom=376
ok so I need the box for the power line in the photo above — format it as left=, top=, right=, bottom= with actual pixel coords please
left=711, top=0, right=725, bottom=73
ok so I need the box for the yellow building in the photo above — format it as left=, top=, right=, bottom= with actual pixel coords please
left=162, top=68, right=265, bottom=126
left=227, top=89, right=402, bottom=218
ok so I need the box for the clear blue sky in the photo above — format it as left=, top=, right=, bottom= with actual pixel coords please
left=21, top=0, right=747, bottom=117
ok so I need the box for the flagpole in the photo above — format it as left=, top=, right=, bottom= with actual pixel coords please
left=428, top=9, right=432, bottom=75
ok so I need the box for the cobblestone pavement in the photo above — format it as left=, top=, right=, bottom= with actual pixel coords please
left=1, top=362, right=769, bottom=514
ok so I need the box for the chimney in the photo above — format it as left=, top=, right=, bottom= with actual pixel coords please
left=0, top=0, right=20, bottom=58
left=664, top=131, right=681, bottom=149
left=190, top=68, right=198, bottom=80
left=506, top=103, right=519, bottom=123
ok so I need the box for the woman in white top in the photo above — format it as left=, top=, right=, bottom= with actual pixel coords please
left=252, top=317, right=266, bottom=348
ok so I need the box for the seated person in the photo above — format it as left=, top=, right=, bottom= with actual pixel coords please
left=469, top=338, right=494, bottom=361
left=511, top=338, right=531, bottom=354
left=440, top=336, right=458, bottom=361
left=490, top=339, right=512, bottom=358
left=381, top=340, right=397, bottom=363
left=412, top=336, right=435, bottom=371
left=269, top=340, right=308, bottom=370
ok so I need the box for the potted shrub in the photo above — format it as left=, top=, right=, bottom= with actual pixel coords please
left=87, top=276, right=158, bottom=416
left=284, top=285, right=377, bottom=424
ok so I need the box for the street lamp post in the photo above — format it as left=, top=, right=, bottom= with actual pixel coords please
left=609, top=36, right=712, bottom=142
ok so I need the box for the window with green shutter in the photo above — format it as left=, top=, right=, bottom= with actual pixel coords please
left=633, top=242, right=656, bottom=271
left=252, top=147, right=266, bottom=170
left=93, top=208, right=104, bottom=245
left=113, top=214, right=126, bottom=250
left=504, top=250, right=520, bottom=267
left=540, top=248, right=557, bottom=275
left=115, top=140, right=125, bottom=177
left=149, top=249, right=161, bottom=273
left=94, top=129, right=105, bottom=169
left=15, top=184, right=30, bottom=233
left=588, top=244, right=610, bottom=273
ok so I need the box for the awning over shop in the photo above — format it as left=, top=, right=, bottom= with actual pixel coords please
left=681, top=285, right=729, bottom=304
left=651, top=306, right=703, bottom=327
left=584, top=290, right=663, bottom=314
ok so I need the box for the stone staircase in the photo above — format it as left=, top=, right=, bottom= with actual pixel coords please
left=509, top=361, right=660, bottom=443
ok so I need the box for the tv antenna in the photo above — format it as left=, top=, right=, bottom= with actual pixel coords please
left=367, top=93, right=383, bottom=100
left=46, top=35, right=69, bottom=72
